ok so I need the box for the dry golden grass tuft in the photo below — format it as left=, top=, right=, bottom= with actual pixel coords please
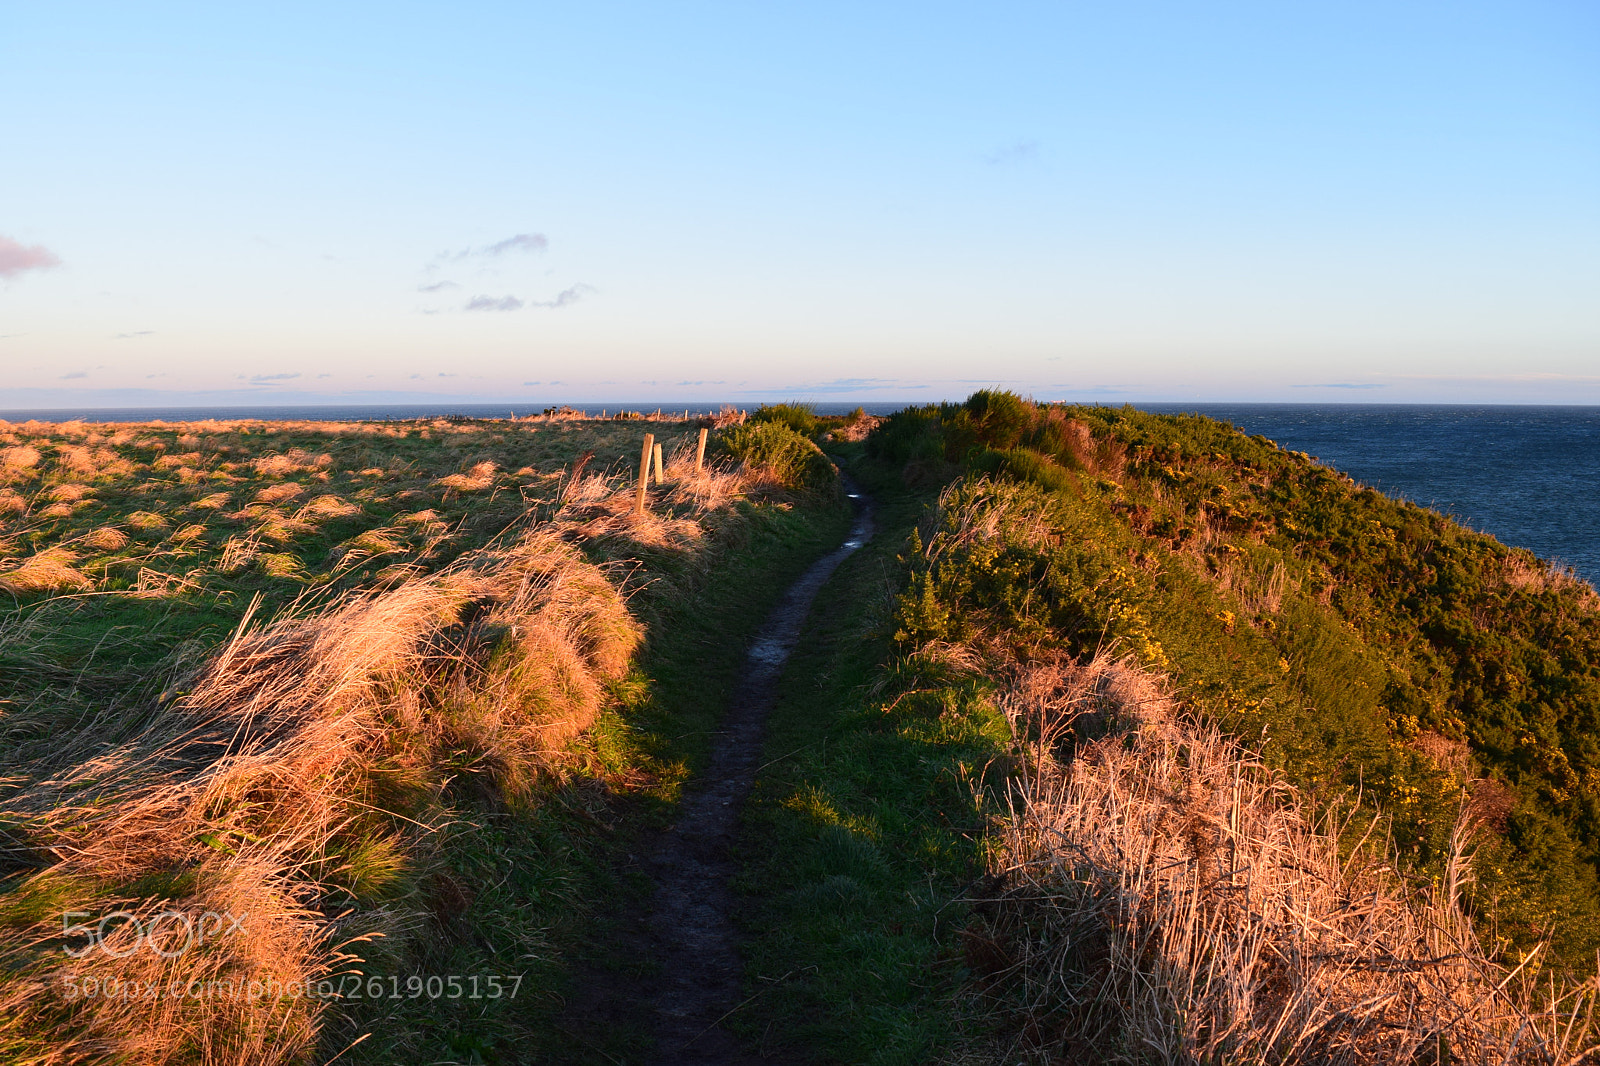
left=250, top=451, right=331, bottom=478
left=296, top=494, right=360, bottom=520
left=169, top=523, right=208, bottom=546
left=1413, top=729, right=1474, bottom=779
left=125, top=510, right=170, bottom=532
left=435, top=460, right=498, bottom=492
left=0, top=528, right=639, bottom=1065
left=54, top=445, right=131, bottom=478
left=336, top=528, right=407, bottom=560
left=1503, top=551, right=1600, bottom=612
left=80, top=527, right=130, bottom=551
left=396, top=509, right=443, bottom=527
left=1, top=444, right=42, bottom=470
left=969, top=650, right=1599, bottom=1065
left=0, top=548, right=94, bottom=593
left=548, top=443, right=774, bottom=552
left=823, top=411, right=883, bottom=443
left=218, top=535, right=260, bottom=573
left=252, top=482, right=305, bottom=504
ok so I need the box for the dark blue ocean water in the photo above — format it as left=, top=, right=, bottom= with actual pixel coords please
left=1147, top=405, right=1600, bottom=587
left=4, top=401, right=1596, bottom=585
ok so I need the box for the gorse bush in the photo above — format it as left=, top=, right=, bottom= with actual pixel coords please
left=718, top=421, right=837, bottom=492
left=875, top=392, right=1600, bottom=968
left=749, top=402, right=820, bottom=437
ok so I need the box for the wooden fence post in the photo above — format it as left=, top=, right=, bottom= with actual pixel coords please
left=653, top=443, right=665, bottom=484
left=635, top=432, right=654, bottom=515
left=695, top=427, right=708, bottom=475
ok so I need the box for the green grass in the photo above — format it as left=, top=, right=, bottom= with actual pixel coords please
left=731, top=451, right=1007, bottom=1064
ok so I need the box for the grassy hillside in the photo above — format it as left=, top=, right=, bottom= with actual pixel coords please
left=870, top=392, right=1600, bottom=968
left=0, top=412, right=846, bottom=1063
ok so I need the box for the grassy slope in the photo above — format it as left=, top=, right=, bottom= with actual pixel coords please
left=874, top=395, right=1600, bottom=969
left=722, top=401, right=1600, bottom=1063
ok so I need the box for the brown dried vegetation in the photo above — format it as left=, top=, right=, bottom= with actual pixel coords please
left=970, top=651, right=1600, bottom=1065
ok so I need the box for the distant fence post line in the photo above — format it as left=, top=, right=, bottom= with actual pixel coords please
left=695, top=427, right=708, bottom=475
left=635, top=433, right=654, bottom=515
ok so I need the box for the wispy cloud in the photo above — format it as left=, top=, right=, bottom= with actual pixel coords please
left=528, top=283, right=592, bottom=309
left=483, top=233, right=548, bottom=256
left=244, top=372, right=301, bottom=383
left=1290, top=382, right=1387, bottom=390
left=985, top=139, right=1039, bottom=166
left=0, top=235, right=61, bottom=279
left=60, top=371, right=88, bottom=380
left=113, top=330, right=155, bottom=340
left=434, top=232, right=549, bottom=265
left=464, top=284, right=593, bottom=313
left=465, top=294, right=525, bottom=312
left=421, top=233, right=561, bottom=305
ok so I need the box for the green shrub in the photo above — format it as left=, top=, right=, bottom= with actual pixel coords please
left=749, top=402, right=819, bottom=437
left=969, top=446, right=1078, bottom=494
left=866, top=405, right=946, bottom=463
left=957, top=389, right=1033, bottom=449
left=718, top=421, right=837, bottom=491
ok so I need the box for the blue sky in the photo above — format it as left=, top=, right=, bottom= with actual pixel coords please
left=2, top=1, right=1596, bottom=406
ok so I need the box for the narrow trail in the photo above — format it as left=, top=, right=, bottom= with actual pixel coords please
left=562, top=479, right=874, bottom=1064
left=644, top=479, right=874, bottom=1064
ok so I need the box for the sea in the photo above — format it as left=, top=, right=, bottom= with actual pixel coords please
left=4, top=401, right=1596, bottom=586
left=1149, top=404, right=1600, bottom=588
